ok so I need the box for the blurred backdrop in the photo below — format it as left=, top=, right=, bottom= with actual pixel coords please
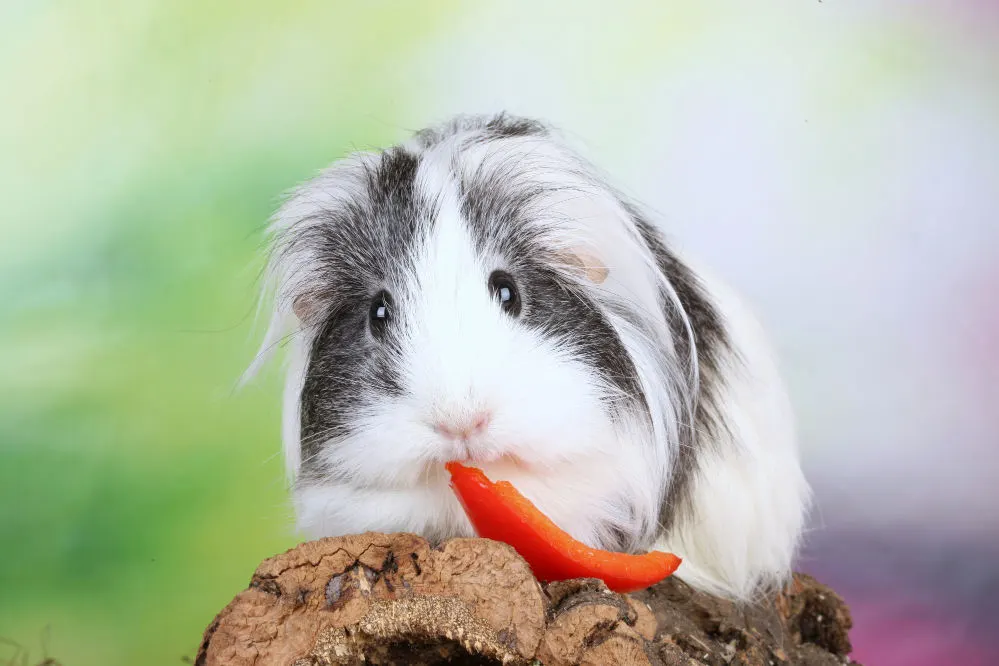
left=2, top=1, right=997, bottom=664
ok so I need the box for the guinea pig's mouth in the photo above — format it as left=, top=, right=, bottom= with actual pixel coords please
left=449, top=452, right=531, bottom=471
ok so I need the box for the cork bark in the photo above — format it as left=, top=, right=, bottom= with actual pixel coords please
left=196, top=533, right=858, bottom=666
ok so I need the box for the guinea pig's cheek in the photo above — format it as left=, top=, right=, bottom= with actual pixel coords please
left=494, top=412, right=616, bottom=468
left=497, top=367, right=616, bottom=462
left=315, top=400, right=439, bottom=488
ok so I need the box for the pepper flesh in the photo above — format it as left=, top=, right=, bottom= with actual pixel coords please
left=445, top=461, right=682, bottom=593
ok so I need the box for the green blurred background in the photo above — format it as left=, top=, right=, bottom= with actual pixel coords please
left=3, top=2, right=998, bottom=664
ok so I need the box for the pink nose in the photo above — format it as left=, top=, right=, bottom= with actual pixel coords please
left=434, top=411, right=492, bottom=440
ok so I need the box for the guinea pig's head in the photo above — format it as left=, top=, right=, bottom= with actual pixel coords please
left=251, top=115, right=693, bottom=551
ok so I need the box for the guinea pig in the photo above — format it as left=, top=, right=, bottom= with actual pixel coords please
left=246, top=113, right=811, bottom=601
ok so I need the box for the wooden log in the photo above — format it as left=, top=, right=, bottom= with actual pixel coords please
left=196, top=533, right=858, bottom=666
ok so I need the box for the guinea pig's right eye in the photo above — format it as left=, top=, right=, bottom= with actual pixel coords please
left=369, top=290, right=393, bottom=339
left=488, top=270, right=522, bottom=317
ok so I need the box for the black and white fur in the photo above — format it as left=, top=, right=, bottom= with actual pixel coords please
left=248, top=114, right=811, bottom=601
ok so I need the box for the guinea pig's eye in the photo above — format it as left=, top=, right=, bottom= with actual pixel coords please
left=488, top=270, right=521, bottom=317
left=369, top=290, right=393, bottom=338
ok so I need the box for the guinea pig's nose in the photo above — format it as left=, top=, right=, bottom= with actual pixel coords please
left=433, top=410, right=492, bottom=440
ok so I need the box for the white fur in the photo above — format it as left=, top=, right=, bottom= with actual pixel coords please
left=652, top=255, right=811, bottom=599
left=249, top=118, right=810, bottom=601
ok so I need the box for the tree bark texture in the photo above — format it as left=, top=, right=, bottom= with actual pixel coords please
left=196, top=533, right=858, bottom=666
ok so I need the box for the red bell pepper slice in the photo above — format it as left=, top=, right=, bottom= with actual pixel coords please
left=446, top=461, right=681, bottom=593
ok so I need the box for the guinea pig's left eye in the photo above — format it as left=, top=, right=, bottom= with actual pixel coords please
left=488, top=270, right=521, bottom=317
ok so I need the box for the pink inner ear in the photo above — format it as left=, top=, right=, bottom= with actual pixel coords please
left=563, top=249, right=609, bottom=284
left=292, top=294, right=316, bottom=322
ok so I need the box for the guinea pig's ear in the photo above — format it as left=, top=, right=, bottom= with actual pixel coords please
left=292, top=293, right=321, bottom=323
left=561, top=248, right=610, bottom=284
